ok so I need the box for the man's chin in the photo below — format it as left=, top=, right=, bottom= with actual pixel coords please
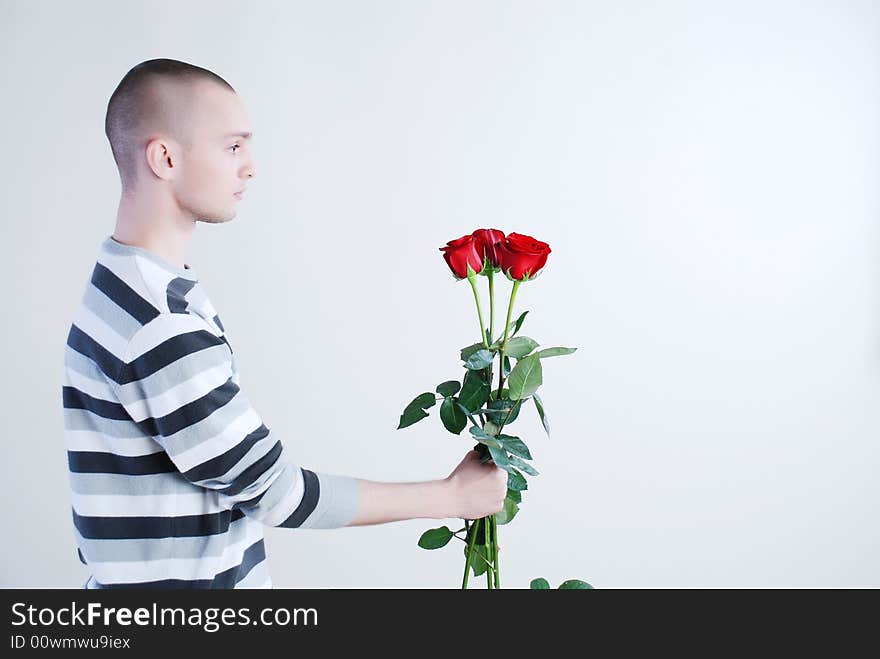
left=196, top=212, right=236, bottom=225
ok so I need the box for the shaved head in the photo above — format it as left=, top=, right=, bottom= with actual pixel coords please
left=105, top=58, right=236, bottom=193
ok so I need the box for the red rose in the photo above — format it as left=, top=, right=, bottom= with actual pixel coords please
left=497, top=232, right=552, bottom=281
left=471, top=228, right=506, bottom=270
left=439, top=234, right=485, bottom=279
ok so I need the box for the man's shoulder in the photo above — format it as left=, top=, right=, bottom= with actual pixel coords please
left=126, top=310, right=221, bottom=351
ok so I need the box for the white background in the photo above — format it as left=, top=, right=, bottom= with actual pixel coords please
left=1, top=0, right=878, bottom=587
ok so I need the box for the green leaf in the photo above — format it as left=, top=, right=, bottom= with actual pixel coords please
left=507, top=354, right=543, bottom=400
left=472, top=400, right=523, bottom=417
left=558, top=579, right=593, bottom=589
left=418, top=526, right=453, bottom=549
left=507, top=468, right=527, bottom=491
left=436, top=380, right=461, bottom=397
left=488, top=387, right=511, bottom=402
left=397, top=392, right=437, bottom=429
left=501, top=310, right=529, bottom=339
left=469, top=425, right=503, bottom=449
left=487, top=444, right=510, bottom=470
left=469, top=425, right=493, bottom=440
left=469, top=549, right=489, bottom=577
left=495, top=496, right=519, bottom=525
left=458, top=369, right=490, bottom=413
left=530, top=577, right=551, bottom=589
left=504, top=336, right=539, bottom=359
left=507, top=488, right=522, bottom=504
left=455, top=400, right=478, bottom=423
left=535, top=346, right=577, bottom=359
left=460, top=342, right=485, bottom=362
left=508, top=453, right=539, bottom=476
left=485, top=398, right=521, bottom=425
left=496, top=434, right=532, bottom=460
left=532, top=392, right=550, bottom=436
left=464, top=349, right=494, bottom=370
left=440, top=396, right=467, bottom=434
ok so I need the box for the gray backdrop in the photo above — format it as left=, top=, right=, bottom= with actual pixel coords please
left=1, top=0, right=877, bottom=587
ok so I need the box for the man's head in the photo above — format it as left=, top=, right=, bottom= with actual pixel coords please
left=105, top=58, right=255, bottom=223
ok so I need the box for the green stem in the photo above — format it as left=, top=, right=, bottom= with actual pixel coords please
left=495, top=280, right=522, bottom=400
left=493, top=515, right=500, bottom=588
left=488, top=267, right=495, bottom=344
left=467, top=273, right=489, bottom=349
left=485, top=515, right=493, bottom=589
left=462, top=517, right=480, bottom=589
left=485, top=268, right=495, bottom=396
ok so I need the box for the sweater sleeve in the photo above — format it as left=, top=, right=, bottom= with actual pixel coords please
left=107, top=311, right=359, bottom=530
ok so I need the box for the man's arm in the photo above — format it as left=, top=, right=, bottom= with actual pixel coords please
left=110, top=313, right=507, bottom=529
left=348, top=478, right=451, bottom=526
left=347, top=450, right=508, bottom=526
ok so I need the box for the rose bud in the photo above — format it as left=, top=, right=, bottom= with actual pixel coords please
left=471, top=228, right=506, bottom=272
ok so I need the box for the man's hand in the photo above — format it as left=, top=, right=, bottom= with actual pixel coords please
left=444, top=449, right=508, bottom=520
left=346, top=449, right=509, bottom=527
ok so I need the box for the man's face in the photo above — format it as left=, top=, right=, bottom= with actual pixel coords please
left=172, top=81, right=256, bottom=224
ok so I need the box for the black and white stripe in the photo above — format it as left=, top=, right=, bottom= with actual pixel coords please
left=62, top=236, right=359, bottom=589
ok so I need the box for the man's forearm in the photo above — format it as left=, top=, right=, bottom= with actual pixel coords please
left=347, top=478, right=453, bottom=526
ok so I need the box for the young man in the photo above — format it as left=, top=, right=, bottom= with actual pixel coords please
left=62, top=58, right=507, bottom=589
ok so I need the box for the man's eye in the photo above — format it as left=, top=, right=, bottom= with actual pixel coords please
left=229, top=144, right=240, bottom=153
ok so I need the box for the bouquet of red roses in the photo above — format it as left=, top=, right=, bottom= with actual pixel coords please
left=397, top=229, right=591, bottom=589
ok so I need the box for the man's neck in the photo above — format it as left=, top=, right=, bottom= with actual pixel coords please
left=113, top=190, right=196, bottom=270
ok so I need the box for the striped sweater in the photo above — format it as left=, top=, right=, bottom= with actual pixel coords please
left=62, top=236, right=360, bottom=588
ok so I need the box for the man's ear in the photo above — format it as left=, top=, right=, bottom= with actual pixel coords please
left=145, top=137, right=177, bottom=181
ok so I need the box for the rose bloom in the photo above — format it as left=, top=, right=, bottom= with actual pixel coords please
left=497, top=232, right=551, bottom=281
